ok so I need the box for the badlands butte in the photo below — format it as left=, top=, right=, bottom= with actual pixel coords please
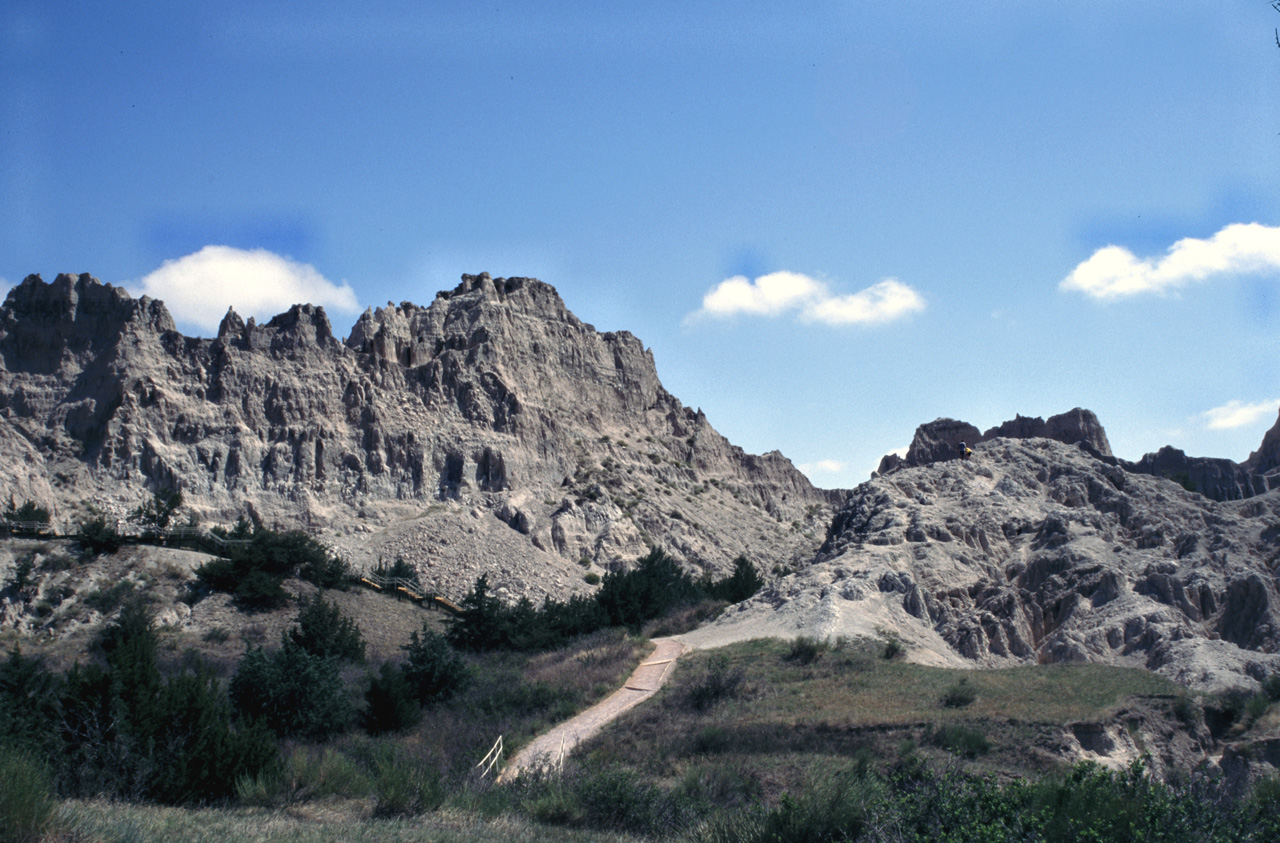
left=4, top=271, right=1280, bottom=692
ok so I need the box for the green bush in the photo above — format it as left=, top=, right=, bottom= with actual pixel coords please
left=784, top=636, right=826, bottom=665
left=0, top=647, right=59, bottom=757
left=196, top=525, right=352, bottom=606
left=0, top=747, right=55, bottom=843
left=362, top=663, right=422, bottom=735
left=402, top=625, right=467, bottom=704
left=243, top=746, right=372, bottom=806
left=83, top=580, right=135, bottom=614
left=371, top=744, right=444, bottom=818
left=231, top=568, right=290, bottom=610
left=941, top=677, right=976, bottom=708
left=707, top=555, right=763, bottom=604
left=77, top=511, right=122, bottom=554
left=756, top=769, right=880, bottom=843
left=229, top=640, right=352, bottom=741
left=684, top=654, right=745, bottom=712
left=3, top=497, right=50, bottom=525
left=130, top=487, right=183, bottom=534
left=287, top=592, right=365, bottom=662
left=932, top=723, right=990, bottom=757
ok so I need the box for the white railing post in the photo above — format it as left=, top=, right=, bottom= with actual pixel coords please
left=476, top=735, right=504, bottom=778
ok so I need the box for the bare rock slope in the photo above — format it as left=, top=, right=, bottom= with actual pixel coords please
left=0, top=272, right=837, bottom=600
left=685, top=421, right=1280, bottom=692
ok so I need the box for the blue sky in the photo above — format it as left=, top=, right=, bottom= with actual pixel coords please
left=2, top=1, right=1279, bottom=487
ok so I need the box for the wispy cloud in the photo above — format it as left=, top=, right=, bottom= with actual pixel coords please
left=132, top=246, right=359, bottom=335
left=798, top=459, right=847, bottom=475
left=689, top=271, right=924, bottom=326
left=1201, top=399, right=1279, bottom=430
left=1060, top=222, right=1280, bottom=301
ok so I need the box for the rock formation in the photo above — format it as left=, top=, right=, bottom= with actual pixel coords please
left=685, top=421, right=1280, bottom=692
left=0, top=272, right=838, bottom=599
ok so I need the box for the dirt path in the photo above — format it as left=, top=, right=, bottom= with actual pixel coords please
left=498, top=637, right=687, bottom=781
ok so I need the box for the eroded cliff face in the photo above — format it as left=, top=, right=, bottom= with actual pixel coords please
left=0, top=272, right=837, bottom=599
left=685, top=433, right=1280, bottom=692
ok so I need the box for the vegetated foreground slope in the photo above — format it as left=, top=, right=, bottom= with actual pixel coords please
left=683, top=425, right=1280, bottom=693
left=0, top=272, right=837, bottom=600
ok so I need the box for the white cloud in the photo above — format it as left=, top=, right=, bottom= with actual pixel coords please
left=1201, top=399, right=1280, bottom=430
left=798, top=459, right=847, bottom=475
left=690, top=271, right=924, bottom=326
left=132, top=246, right=359, bottom=335
left=1060, top=222, right=1280, bottom=300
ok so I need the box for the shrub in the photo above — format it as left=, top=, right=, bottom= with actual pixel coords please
left=932, top=724, right=990, bottom=757
left=232, top=568, right=290, bottom=610
left=370, top=744, right=444, bottom=818
left=0, top=747, right=55, bottom=843
left=1247, top=692, right=1272, bottom=724
left=756, top=769, right=879, bottom=843
left=77, top=512, right=122, bottom=555
left=785, top=636, right=827, bottom=665
left=196, top=525, right=351, bottom=605
left=684, top=654, right=745, bottom=712
left=83, top=581, right=134, bottom=614
left=402, top=625, right=467, bottom=704
left=1262, top=672, right=1280, bottom=703
left=0, top=647, right=59, bottom=757
left=130, top=487, right=183, bottom=534
left=708, top=555, right=763, bottom=604
left=3, top=555, right=36, bottom=604
left=363, top=663, right=422, bottom=735
left=584, top=572, right=601, bottom=585
left=287, top=592, right=365, bottom=663
left=941, top=677, right=976, bottom=708
left=151, top=660, right=279, bottom=804
left=1172, top=694, right=1199, bottom=726
left=882, top=637, right=905, bottom=660
left=3, top=497, right=50, bottom=525
left=229, top=640, right=352, bottom=741
left=597, top=547, right=701, bottom=629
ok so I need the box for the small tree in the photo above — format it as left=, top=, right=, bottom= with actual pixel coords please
left=712, top=555, right=763, bottom=604
left=229, top=639, right=352, bottom=741
left=446, top=574, right=508, bottom=651
left=287, top=592, right=365, bottom=663
left=362, top=663, right=422, bottom=734
left=77, top=511, right=122, bottom=555
left=3, top=497, right=50, bottom=525
left=402, top=625, right=467, bottom=703
left=130, top=488, right=184, bottom=535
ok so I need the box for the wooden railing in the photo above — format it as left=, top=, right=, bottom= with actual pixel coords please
left=358, top=572, right=461, bottom=613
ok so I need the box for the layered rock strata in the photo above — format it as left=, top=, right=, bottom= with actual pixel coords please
left=686, top=434, right=1280, bottom=692
left=0, top=272, right=837, bottom=598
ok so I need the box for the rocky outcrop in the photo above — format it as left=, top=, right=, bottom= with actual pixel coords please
left=685, top=434, right=1280, bottom=692
left=1124, top=446, right=1274, bottom=503
left=890, top=408, right=1112, bottom=472
left=0, top=272, right=838, bottom=599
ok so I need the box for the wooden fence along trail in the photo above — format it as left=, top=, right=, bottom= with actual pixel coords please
left=357, top=571, right=461, bottom=613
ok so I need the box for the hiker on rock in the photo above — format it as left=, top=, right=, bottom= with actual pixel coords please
left=957, top=441, right=973, bottom=461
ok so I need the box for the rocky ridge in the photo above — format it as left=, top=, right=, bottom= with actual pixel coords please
left=0, top=272, right=837, bottom=600
left=685, top=415, right=1280, bottom=692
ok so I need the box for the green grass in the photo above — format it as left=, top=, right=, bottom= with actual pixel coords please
left=61, top=799, right=644, bottom=843
left=576, top=637, right=1181, bottom=794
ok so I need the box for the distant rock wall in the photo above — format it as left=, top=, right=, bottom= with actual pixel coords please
left=694, top=435, right=1280, bottom=691
left=0, top=272, right=837, bottom=594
